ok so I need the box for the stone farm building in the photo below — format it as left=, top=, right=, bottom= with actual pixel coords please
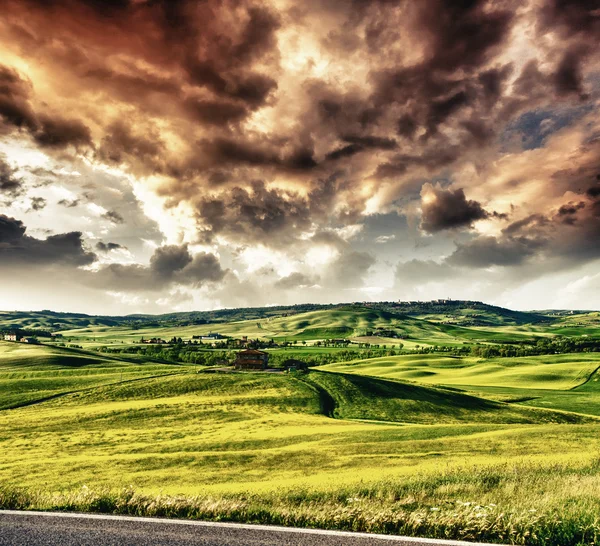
left=234, top=349, right=269, bottom=370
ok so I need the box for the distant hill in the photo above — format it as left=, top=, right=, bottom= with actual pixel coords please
left=0, top=300, right=560, bottom=333
left=0, top=310, right=129, bottom=331
left=378, top=300, right=550, bottom=326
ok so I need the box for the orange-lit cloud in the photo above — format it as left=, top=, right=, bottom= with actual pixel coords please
left=0, top=0, right=599, bottom=312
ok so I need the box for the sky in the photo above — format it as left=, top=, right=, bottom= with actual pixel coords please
left=0, top=0, right=599, bottom=315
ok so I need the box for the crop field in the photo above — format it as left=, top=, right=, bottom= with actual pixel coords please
left=324, top=353, right=600, bottom=389
left=2, top=303, right=600, bottom=544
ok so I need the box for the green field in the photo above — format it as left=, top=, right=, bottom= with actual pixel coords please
left=52, top=307, right=494, bottom=348
left=2, top=303, right=600, bottom=544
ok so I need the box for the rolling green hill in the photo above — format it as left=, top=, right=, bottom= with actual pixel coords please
left=0, top=342, right=182, bottom=410
left=2, top=327, right=600, bottom=545
left=0, top=299, right=559, bottom=334
left=304, top=371, right=587, bottom=424
left=0, top=310, right=128, bottom=331
left=323, top=353, right=600, bottom=390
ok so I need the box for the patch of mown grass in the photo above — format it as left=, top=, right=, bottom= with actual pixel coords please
left=3, top=459, right=600, bottom=545
left=306, top=371, right=591, bottom=424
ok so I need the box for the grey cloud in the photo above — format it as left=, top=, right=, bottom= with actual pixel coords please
left=327, top=250, right=375, bottom=288
left=96, top=241, right=124, bottom=252
left=0, top=154, right=23, bottom=197
left=0, top=214, right=96, bottom=267
left=93, top=244, right=225, bottom=291
left=420, top=184, right=490, bottom=233
left=196, top=180, right=316, bottom=246
left=102, top=210, right=125, bottom=224
left=29, top=196, right=47, bottom=211
left=447, top=236, right=543, bottom=268
left=274, top=272, right=317, bottom=290
left=58, top=198, right=80, bottom=208
left=395, top=259, right=456, bottom=283
left=0, top=64, right=92, bottom=150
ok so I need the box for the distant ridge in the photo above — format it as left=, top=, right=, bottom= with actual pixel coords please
left=0, top=300, right=558, bottom=331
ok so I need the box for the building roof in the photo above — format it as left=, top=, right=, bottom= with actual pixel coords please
left=238, top=349, right=267, bottom=355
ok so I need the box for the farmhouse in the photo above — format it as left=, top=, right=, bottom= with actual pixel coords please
left=3, top=334, right=17, bottom=342
left=234, top=349, right=269, bottom=370
left=192, top=333, right=225, bottom=341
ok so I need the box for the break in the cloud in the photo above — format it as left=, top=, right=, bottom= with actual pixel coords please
left=0, top=0, right=599, bottom=313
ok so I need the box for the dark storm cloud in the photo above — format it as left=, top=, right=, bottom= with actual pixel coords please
left=325, top=134, right=397, bottom=161
left=420, top=185, right=490, bottom=233
left=539, top=1, right=599, bottom=99
left=1, top=0, right=600, bottom=310
left=503, top=214, right=549, bottom=236
left=33, top=115, right=92, bottom=149
left=538, top=0, right=600, bottom=39
left=0, top=214, right=96, bottom=267
left=58, top=198, right=80, bottom=208
left=0, top=63, right=92, bottom=150
left=195, top=180, right=328, bottom=246
left=29, top=197, right=47, bottom=211
left=0, top=154, right=23, bottom=196
left=93, top=244, right=226, bottom=291
left=396, top=114, right=417, bottom=139
left=371, top=1, right=514, bottom=143
left=150, top=244, right=194, bottom=280
left=586, top=181, right=600, bottom=199
left=184, top=98, right=250, bottom=127
left=552, top=45, right=591, bottom=98
left=96, top=241, right=123, bottom=252
left=102, top=210, right=125, bottom=224
left=556, top=201, right=586, bottom=224
left=0, top=64, right=37, bottom=133
left=97, top=121, right=166, bottom=175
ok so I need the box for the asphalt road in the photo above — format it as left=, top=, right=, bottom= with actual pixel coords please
left=0, top=511, right=499, bottom=546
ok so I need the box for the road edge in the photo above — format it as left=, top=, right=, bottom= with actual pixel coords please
left=0, top=509, right=501, bottom=545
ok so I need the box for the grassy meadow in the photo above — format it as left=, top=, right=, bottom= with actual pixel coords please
left=2, top=303, right=600, bottom=544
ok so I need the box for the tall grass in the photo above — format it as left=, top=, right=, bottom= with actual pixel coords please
left=2, top=460, right=600, bottom=545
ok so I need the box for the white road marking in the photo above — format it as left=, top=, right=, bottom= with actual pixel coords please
left=0, top=510, right=499, bottom=545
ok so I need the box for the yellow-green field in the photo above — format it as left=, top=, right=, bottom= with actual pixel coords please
left=323, top=353, right=600, bottom=390
left=55, top=307, right=494, bottom=348
left=2, top=302, right=600, bottom=545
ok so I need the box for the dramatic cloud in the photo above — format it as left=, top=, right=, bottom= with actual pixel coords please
left=420, top=184, right=491, bottom=233
left=92, top=244, right=226, bottom=292
left=29, top=196, right=46, bottom=211
left=0, top=154, right=22, bottom=196
left=0, top=0, right=599, bottom=312
left=102, top=210, right=125, bottom=224
left=96, top=241, right=124, bottom=252
left=0, top=215, right=96, bottom=267
left=0, top=64, right=92, bottom=151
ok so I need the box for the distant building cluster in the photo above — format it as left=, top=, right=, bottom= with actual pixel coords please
left=3, top=334, right=39, bottom=344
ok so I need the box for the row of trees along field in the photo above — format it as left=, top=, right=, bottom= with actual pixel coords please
left=94, top=334, right=600, bottom=365
left=96, top=343, right=402, bottom=366
left=417, top=336, right=600, bottom=358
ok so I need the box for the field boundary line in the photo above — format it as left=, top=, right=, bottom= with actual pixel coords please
left=0, top=510, right=500, bottom=545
